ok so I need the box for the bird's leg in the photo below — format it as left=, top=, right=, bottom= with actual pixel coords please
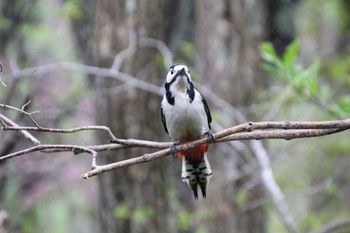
left=203, top=131, right=215, bottom=143
left=170, top=140, right=179, bottom=159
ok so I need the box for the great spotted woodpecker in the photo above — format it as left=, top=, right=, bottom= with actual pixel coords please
left=160, top=64, right=213, bottom=199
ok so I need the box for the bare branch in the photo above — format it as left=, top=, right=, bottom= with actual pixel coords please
left=1, top=109, right=350, bottom=183
left=0, top=63, right=5, bottom=87
left=0, top=102, right=41, bottom=128
left=110, top=29, right=137, bottom=71
left=0, top=103, right=40, bottom=115
left=0, top=144, right=96, bottom=161
left=309, top=217, right=350, bottom=233
left=82, top=147, right=175, bottom=178
left=3, top=62, right=163, bottom=96
left=81, top=119, right=350, bottom=178
left=140, top=37, right=174, bottom=68
left=0, top=113, right=41, bottom=145
left=1, top=118, right=349, bottom=165
left=2, top=125, right=118, bottom=142
left=219, top=128, right=347, bottom=142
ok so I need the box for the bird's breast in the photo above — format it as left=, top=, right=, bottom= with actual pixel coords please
left=166, top=94, right=206, bottom=142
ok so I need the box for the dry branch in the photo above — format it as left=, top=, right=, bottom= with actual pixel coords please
left=82, top=121, right=350, bottom=178
left=1, top=113, right=349, bottom=178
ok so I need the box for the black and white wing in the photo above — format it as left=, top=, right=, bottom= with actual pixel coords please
left=198, top=91, right=212, bottom=130
left=160, top=105, right=169, bottom=134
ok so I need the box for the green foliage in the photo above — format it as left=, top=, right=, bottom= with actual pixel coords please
left=233, top=190, right=249, bottom=209
left=113, top=203, right=156, bottom=224
left=61, top=0, right=82, bottom=20
left=260, top=39, right=350, bottom=118
left=113, top=203, right=130, bottom=220
left=261, top=35, right=350, bottom=233
left=176, top=211, right=192, bottom=231
left=300, top=214, right=324, bottom=232
left=261, top=39, right=320, bottom=95
left=132, top=206, right=156, bottom=223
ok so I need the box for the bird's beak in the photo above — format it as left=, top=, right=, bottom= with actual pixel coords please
left=175, top=68, right=188, bottom=91
left=178, top=68, right=186, bottom=76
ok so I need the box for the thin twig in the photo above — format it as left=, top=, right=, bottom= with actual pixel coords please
left=0, top=144, right=96, bottom=161
left=0, top=113, right=41, bottom=145
left=110, top=29, right=137, bottom=71
left=0, top=103, right=40, bottom=115
left=0, top=63, right=5, bottom=87
left=0, top=102, right=41, bottom=128
left=2, top=125, right=119, bottom=142
left=140, top=37, right=174, bottom=68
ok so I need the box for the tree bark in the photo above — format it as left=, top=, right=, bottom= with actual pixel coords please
left=93, top=1, right=176, bottom=232
left=195, top=1, right=268, bottom=232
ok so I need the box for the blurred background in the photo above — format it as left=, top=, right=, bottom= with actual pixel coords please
left=1, top=0, right=350, bottom=232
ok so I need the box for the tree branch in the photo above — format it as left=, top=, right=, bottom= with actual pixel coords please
left=2, top=99, right=349, bottom=180
left=0, top=113, right=41, bottom=145
left=0, top=144, right=97, bottom=161
left=310, top=217, right=350, bottom=233
left=81, top=121, right=349, bottom=178
left=1, top=117, right=348, bottom=177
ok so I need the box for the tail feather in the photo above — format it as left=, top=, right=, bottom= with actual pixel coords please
left=181, top=153, right=212, bottom=199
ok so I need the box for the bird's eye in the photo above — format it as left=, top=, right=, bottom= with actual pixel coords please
left=170, top=70, right=174, bottom=75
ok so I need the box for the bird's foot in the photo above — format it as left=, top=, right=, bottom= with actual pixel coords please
left=203, top=131, right=215, bottom=143
left=170, top=141, right=179, bottom=159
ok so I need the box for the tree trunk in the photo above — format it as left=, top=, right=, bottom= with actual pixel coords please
left=93, top=0, right=268, bottom=232
left=93, top=1, right=176, bottom=232
left=195, top=1, right=268, bottom=233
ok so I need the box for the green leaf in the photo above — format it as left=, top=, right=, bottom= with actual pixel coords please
left=330, top=104, right=348, bottom=118
left=282, top=39, right=300, bottom=67
left=260, top=42, right=279, bottom=64
left=132, top=206, right=156, bottom=223
left=303, top=59, right=321, bottom=80
left=260, top=63, right=278, bottom=76
left=292, top=59, right=321, bottom=90
left=113, top=203, right=130, bottom=220
left=308, top=80, right=319, bottom=95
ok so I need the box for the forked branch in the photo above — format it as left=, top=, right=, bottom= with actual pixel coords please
left=1, top=113, right=349, bottom=179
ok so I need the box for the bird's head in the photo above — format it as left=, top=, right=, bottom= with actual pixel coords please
left=165, top=64, right=192, bottom=92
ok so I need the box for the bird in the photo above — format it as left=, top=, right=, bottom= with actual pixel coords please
left=160, top=64, right=213, bottom=199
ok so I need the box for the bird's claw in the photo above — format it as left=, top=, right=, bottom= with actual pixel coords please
left=170, top=141, right=179, bottom=159
left=203, top=131, right=215, bottom=143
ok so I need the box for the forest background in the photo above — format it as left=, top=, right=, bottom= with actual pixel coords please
left=1, top=0, right=350, bottom=233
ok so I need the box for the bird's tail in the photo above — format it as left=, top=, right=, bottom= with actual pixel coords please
left=181, top=152, right=213, bottom=199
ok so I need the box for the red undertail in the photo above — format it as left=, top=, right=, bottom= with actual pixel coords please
left=177, top=143, right=209, bottom=163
